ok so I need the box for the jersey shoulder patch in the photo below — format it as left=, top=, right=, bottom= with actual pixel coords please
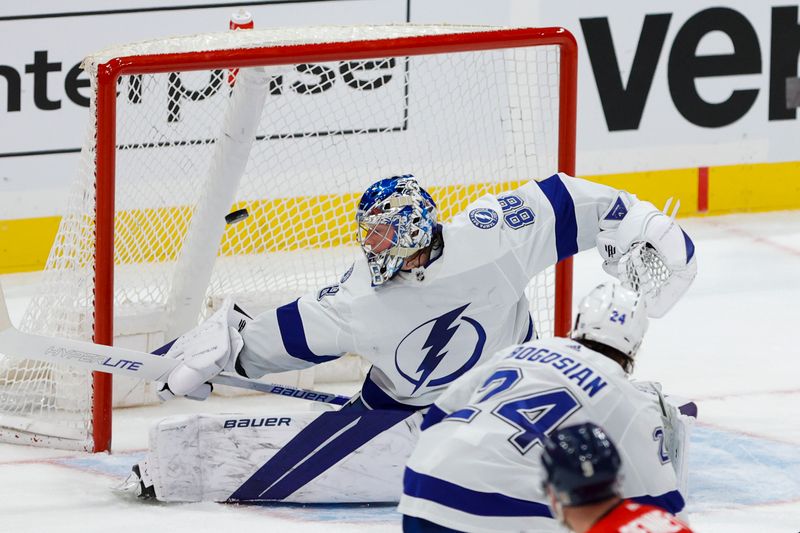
left=468, top=207, right=499, bottom=229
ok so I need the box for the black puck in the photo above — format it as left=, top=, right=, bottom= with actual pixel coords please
left=225, top=208, right=249, bottom=225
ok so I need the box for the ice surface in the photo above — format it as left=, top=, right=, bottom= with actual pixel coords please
left=1, top=210, right=799, bottom=532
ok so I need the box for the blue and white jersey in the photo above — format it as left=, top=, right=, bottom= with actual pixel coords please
left=236, top=174, right=637, bottom=407
left=398, top=337, right=684, bottom=532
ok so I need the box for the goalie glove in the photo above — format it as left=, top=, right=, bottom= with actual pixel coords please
left=157, top=298, right=246, bottom=401
left=599, top=198, right=697, bottom=318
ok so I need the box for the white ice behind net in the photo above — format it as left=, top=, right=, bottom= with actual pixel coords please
left=0, top=25, right=562, bottom=450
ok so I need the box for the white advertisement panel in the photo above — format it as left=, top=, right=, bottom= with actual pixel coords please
left=1, top=0, right=798, bottom=219
left=531, top=0, right=800, bottom=174
left=0, top=0, right=407, bottom=217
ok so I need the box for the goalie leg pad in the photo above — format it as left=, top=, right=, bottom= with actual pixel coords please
left=230, top=409, right=415, bottom=502
left=141, top=410, right=421, bottom=503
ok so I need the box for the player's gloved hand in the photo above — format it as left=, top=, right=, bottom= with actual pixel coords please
left=596, top=229, right=620, bottom=276
left=157, top=298, right=246, bottom=401
left=156, top=381, right=213, bottom=402
left=599, top=199, right=697, bottom=318
left=614, top=199, right=691, bottom=270
left=595, top=192, right=636, bottom=276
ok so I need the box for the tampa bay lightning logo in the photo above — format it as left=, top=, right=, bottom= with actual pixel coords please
left=395, top=304, right=486, bottom=393
left=469, top=208, right=499, bottom=229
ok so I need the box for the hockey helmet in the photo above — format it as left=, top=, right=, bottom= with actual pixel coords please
left=571, top=283, right=649, bottom=358
left=356, top=175, right=437, bottom=286
left=541, top=422, right=621, bottom=507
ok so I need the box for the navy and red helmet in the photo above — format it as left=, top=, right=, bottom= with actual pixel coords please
left=541, top=423, right=622, bottom=506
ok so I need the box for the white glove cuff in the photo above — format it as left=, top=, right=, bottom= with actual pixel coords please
left=223, top=327, right=245, bottom=374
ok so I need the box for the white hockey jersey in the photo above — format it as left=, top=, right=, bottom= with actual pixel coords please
left=398, top=337, right=685, bottom=533
left=237, top=174, right=637, bottom=408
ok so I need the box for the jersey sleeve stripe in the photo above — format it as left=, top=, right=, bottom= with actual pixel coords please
left=522, top=313, right=534, bottom=343
left=275, top=299, right=339, bottom=363
left=631, top=490, right=686, bottom=515
left=536, top=174, right=579, bottom=261
left=420, top=405, right=448, bottom=430
left=403, top=467, right=552, bottom=518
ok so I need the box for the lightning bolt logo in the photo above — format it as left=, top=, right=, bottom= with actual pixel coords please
left=409, top=304, right=470, bottom=393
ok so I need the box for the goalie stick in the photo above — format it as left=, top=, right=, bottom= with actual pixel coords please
left=0, top=282, right=348, bottom=406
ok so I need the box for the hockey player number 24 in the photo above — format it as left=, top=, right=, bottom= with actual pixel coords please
left=446, top=368, right=582, bottom=454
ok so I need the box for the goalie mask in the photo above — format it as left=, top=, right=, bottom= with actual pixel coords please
left=356, top=175, right=437, bottom=286
left=571, top=283, right=648, bottom=359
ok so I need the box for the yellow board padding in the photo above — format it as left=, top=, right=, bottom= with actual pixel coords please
left=1, top=180, right=530, bottom=274
left=3, top=161, right=799, bottom=274
left=114, top=181, right=530, bottom=265
left=0, top=216, right=61, bottom=274
left=709, top=161, right=800, bottom=214
left=115, top=206, right=194, bottom=264
left=580, top=168, right=698, bottom=215
left=214, top=181, right=526, bottom=256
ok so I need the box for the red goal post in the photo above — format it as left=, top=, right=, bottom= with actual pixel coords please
left=2, top=25, right=577, bottom=453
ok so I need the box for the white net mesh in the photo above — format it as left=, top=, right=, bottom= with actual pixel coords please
left=0, top=25, right=567, bottom=450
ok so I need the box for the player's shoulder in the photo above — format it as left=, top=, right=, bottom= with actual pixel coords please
left=592, top=501, right=693, bottom=532
left=444, top=177, right=552, bottom=238
left=538, top=336, right=618, bottom=365
left=625, top=380, right=673, bottom=408
left=529, top=336, right=582, bottom=351
left=502, top=338, right=634, bottom=397
left=311, top=259, right=371, bottom=305
left=449, top=193, right=504, bottom=235
left=446, top=174, right=575, bottom=232
left=437, top=195, right=506, bottom=270
left=497, top=337, right=598, bottom=364
left=451, top=173, right=583, bottom=233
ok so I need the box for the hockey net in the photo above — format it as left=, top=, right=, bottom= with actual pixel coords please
left=0, top=25, right=576, bottom=452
